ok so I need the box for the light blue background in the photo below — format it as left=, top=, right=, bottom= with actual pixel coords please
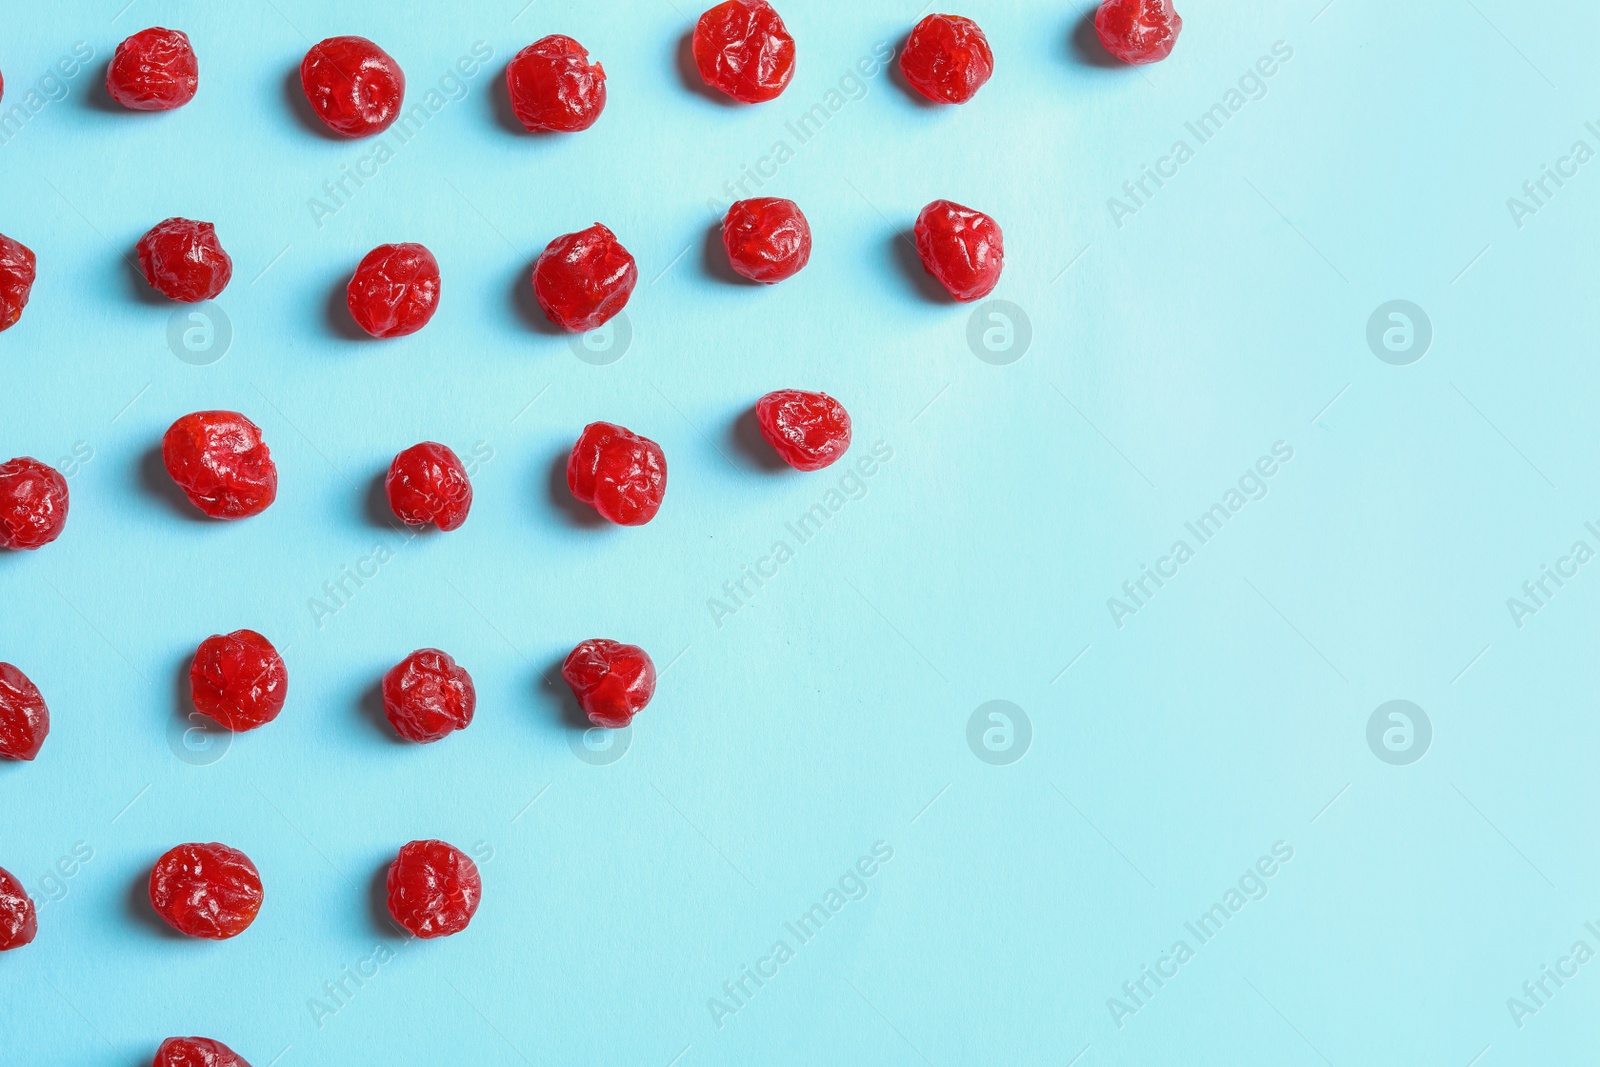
left=3, top=0, right=1597, bottom=1063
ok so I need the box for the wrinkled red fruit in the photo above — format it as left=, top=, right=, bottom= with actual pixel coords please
left=386, top=839, right=480, bottom=938
left=507, top=35, right=606, bottom=133
left=137, top=218, right=232, bottom=302
left=722, top=198, right=811, bottom=283
left=756, top=390, right=851, bottom=471
left=1095, top=0, right=1182, bottom=65
left=190, top=630, right=287, bottom=732
left=0, top=663, right=50, bottom=761
left=153, top=1037, right=253, bottom=1067
left=300, top=36, right=405, bottom=137
left=532, top=223, right=637, bottom=332
left=694, top=0, right=796, bottom=104
left=382, top=649, right=475, bottom=744
left=913, top=200, right=1004, bottom=302
left=107, top=27, right=199, bottom=110
left=567, top=422, right=666, bottom=526
left=900, top=15, right=993, bottom=104
left=149, top=843, right=262, bottom=940
left=0, top=233, right=36, bottom=331
left=347, top=243, right=440, bottom=338
left=0, top=867, right=37, bottom=951
left=162, top=411, right=278, bottom=520
left=562, top=639, right=656, bottom=729
left=0, top=457, right=68, bottom=550
left=387, top=443, right=472, bottom=531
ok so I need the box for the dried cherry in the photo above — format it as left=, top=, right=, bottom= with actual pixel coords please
left=107, top=27, right=199, bottom=110
left=756, top=390, right=851, bottom=471
left=386, top=839, right=480, bottom=938
left=0, top=867, right=36, bottom=950
left=562, top=639, right=656, bottom=729
left=386, top=443, right=472, bottom=531
left=153, top=1037, right=253, bottom=1067
left=507, top=35, right=606, bottom=132
left=0, top=663, right=50, bottom=761
left=0, top=233, right=36, bottom=331
left=900, top=15, right=993, bottom=104
left=913, top=199, right=1004, bottom=302
left=300, top=36, right=405, bottom=137
left=1095, top=0, right=1182, bottom=65
left=694, top=0, right=796, bottom=104
left=722, top=198, right=811, bottom=283
left=149, top=842, right=262, bottom=940
left=137, top=218, right=232, bottom=302
left=0, top=457, right=68, bottom=550
left=566, top=422, right=666, bottom=526
left=162, top=411, right=277, bottom=520
left=190, top=630, right=287, bottom=732
left=346, top=243, right=440, bottom=338
left=532, top=223, right=637, bottom=332
left=382, top=649, right=475, bottom=744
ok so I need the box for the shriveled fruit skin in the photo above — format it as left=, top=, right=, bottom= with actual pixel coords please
left=1095, top=0, right=1182, bottom=65
left=107, top=27, right=199, bottom=110
left=532, top=223, right=637, bottom=332
left=566, top=422, right=666, bottom=526
left=694, top=0, right=796, bottom=103
left=386, top=839, right=480, bottom=938
left=899, top=15, right=993, bottom=104
left=386, top=443, right=472, bottom=530
left=0, top=233, right=36, bottom=331
left=137, top=218, right=232, bottom=302
left=0, top=457, right=68, bottom=550
left=0, top=867, right=37, bottom=950
left=913, top=199, right=1004, bottom=302
left=149, top=842, right=262, bottom=940
left=301, top=36, right=405, bottom=136
left=346, top=243, right=440, bottom=338
left=722, top=198, right=811, bottom=283
left=382, top=649, right=475, bottom=743
left=562, top=639, right=656, bottom=728
left=0, top=663, right=50, bottom=761
left=153, top=1036, right=254, bottom=1067
left=756, top=390, right=851, bottom=471
left=507, top=35, right=606, bottom=132
left=162, top=411, right=277, bottom=520
left=190, top=630, right=287, bottom=732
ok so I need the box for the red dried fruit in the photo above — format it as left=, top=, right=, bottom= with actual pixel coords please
left=386, top=443, right=472, bottom=531
left=382, top=649, right=475, bottom=744
left=722, top=198, right=811, bottom=283
left=0, top=233, right=36, bottom=331
left=900, top=14, right=993, bottom=104
left=0, top=867, right=37, bottom=951
left=1095, top=0, right=1182, bottom=65
left=913, top=200, right=1004, bottom=302
left=0, top=663, right=50, bottom=761
left=506, top=35, right=606, bottom=133
left=162, top=411, right=278, bottom=520
left=149, top=842, right=262, bottom=940
left=694, top=0, right=796, bottom=104
left=107, top=27, right=199, bottom=110
left=137, top=218, right=232, bottom=302
left=0, top=457, right=68, bottom=550
left=756, top=390, right=851, bottom=471
left=153, top=1037, right=253, bottom=1067
left=566, top=422, right=666, bottom=526
left=532, top=223, right=637, bottom=332
left=562, top=639, right=656, bottom=729
left=386, top=839, right=480, bottom=938
left=300, top=36, right=405, bottom=137
left=190, top=630, right=287, bottom=732
left=346, top=243, right=440, bottom=338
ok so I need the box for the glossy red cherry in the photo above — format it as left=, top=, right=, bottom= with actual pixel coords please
left=913, top=200, right=1003, bottom=302
left=899, top=15, right=993, bottom=104
left=0, top=867, right=37, bottom=951
left=532, top=223, right=637, bottom=332
left=562, top=639, right=656, bottom=729
left=107, top=27, right=199, bottom=110
left=0, top=233, right=36, bottom=331
left=694, top=0, right=796, bottom=104
left=162, top=411, right=277, bottom=520
left=1095, top=0, right=1182, bottom=65
left=0, top=457, right=68, bottom=550
left=149, top=842, right=262, bottom=940
left=190, top=630, right=287, bottom=732
left=386, top=443, right=472, bottom=531
left=756, top=390, right=851, bottom=471
left=722, top=198, right=811, bottom=283
left=137, top=218, right=232, bottom=302
left=153, top=1037, right=254, bottom=1067
left=382, top=649, right=475, bottom=743
left=346, top=243, right=440, bottom=338
left=566, top=422, right=666, bottom=526
left=300, top=36, right=405, bottom=137
left=386, top=840, right=480, bottom=938
left=0, top=663, right=50, bottom=761
left=506, top=35, right=606, bottom=132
